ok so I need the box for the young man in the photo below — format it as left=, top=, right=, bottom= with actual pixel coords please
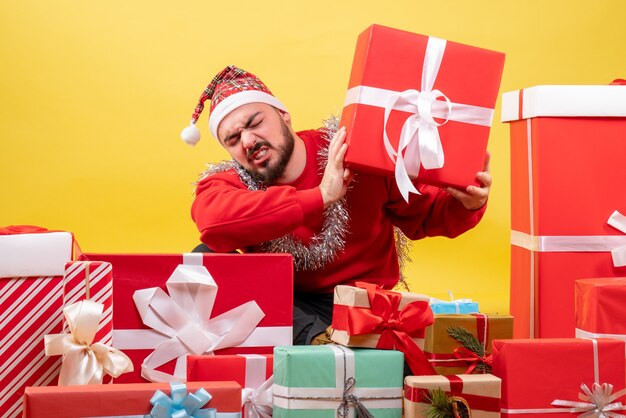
left=182, top=66, right=491, bottom=345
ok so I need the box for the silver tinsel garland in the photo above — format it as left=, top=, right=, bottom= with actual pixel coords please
left=198, top=116, right=349, bottom=271
left=197, top=116, right=411, bottom=288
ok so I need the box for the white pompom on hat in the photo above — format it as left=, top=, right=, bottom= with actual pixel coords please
left=180, top=65, right=288, bottom=146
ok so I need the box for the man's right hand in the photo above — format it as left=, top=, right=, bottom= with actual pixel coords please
left=319, top=126, right=353, bottom=208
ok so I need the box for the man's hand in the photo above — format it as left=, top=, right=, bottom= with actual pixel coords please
left=446, top=152, right=492, bottom=210
left=319, top=127, right=353, bottom=208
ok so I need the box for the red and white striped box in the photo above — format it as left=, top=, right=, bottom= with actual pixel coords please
left=0, top=228, right=83, bottom=418
left=62, top=261, right=113, bottom=345
left=0, top=279, right=64, bottom=418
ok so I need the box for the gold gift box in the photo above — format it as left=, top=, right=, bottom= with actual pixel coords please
left=423, top=314, right=513, bottom=375
left=404, top=374, right=501, bottom=418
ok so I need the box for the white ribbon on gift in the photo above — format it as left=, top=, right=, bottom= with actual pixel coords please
left=273, top=345, right=402, bottom=413
left=131, top=263, right=265, bottom=382
left=239, top=354, right=274, bottom=418
left=343, top=36, right=495, bottom=202
left=243, top=376, right=273, bottom=418
left=511, top=211, right=626, bottom=268
left=44, top=300, right=133, bottom=385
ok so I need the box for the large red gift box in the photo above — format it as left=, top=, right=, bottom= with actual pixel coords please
left=340, top=24, right=505, bottom=198
left=502, top=85, right=626, bottom=338
left=492, top=338, right=626, bottom=418
left=575, top=277, right=626, bottom=345
left=22, top=381, right=241, bottom=418
left=80, top=253, right=293, bottom=383
left=0, top=227, right=77, bottom=418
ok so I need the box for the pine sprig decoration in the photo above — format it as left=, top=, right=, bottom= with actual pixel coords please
left=447, top=326, right=491, bottom=373
left=424, top=388, right=470, bottom=418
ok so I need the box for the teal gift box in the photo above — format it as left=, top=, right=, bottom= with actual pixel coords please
left=273, top=345, right=403, bottom=418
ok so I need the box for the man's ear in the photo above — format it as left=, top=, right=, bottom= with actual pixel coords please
left=280, top=111, right=292, bottom=127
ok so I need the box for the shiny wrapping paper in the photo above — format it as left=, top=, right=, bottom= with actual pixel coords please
left=423, top=314, right=513, bottom=375
left=22, top=381, right=241, bottom=418
left=340, top=24, right=505, bottom=194
left=404, top=374, right=501, bottom=418
left=492, top=338, right=626, bottom=418
left=502, top=85, right=626, bottom=338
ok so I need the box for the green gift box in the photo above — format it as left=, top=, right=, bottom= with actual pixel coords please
left=273, top=345, right=404, bottom=418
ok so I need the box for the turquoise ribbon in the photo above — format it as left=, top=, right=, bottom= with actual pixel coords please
left=148, top=383, right=216, bottom=418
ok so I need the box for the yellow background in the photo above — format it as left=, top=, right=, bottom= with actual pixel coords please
left=2, top=0, right=625, bottom=314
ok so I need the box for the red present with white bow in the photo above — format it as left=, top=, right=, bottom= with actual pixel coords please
left=492, top=338, right=626, bottom=418
left=340, top=24, right=505, bottom=201
left=502, top=84, right=626, bottom=338
left=0, top=226, right=78, bottom=418
left=187, top=354, right=273, bottom=418
left=79, top=252, right=293, bottom=383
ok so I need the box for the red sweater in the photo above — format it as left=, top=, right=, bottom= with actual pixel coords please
left=192, top=129, right=486, bottom=293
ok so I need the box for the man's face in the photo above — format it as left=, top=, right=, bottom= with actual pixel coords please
left=217, top=103, right=295, bottom=185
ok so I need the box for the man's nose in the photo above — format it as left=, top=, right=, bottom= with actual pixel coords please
left=241, top=130, right=256, bottom=150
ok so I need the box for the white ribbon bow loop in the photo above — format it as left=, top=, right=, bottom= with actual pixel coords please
left=382, top=37, right=452, bottom=202
left=608, top=211, right=626, bottom=267
left=133, top=263, right=266, bottom=382
left=44, top=300, right=134, bottom=385
left=242, top=376, right=274, bottom=418
left=552, top=383, right=626, bottom=418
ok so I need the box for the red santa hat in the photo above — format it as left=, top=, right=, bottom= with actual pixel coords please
left=180, top=66, right=288, bottom=146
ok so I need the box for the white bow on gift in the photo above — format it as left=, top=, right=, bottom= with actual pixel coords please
left=366, top=37, right=494, bottom=201
left=133, top=263, right=265, bottom=382
left=608, top=211, right=626, bottom=267
left=44, top=300, right=133, bottom=385
left=551, top=383, right=626, bottom=418
left=242, top=376, right=274, bottom=418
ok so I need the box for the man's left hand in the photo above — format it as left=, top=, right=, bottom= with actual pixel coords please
left=445, top=152, right=492, bottom=210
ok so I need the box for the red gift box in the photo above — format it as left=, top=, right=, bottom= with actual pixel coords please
left=80, top=253, right=293, bottom=383
left=22, top=381, right=241, bottom=418
left=188, top=354, right=273, bottom=417
left=187, top=354, right=273, bottom=386
left=0, top=227, right=78, bottom=418
left=340, top=24, right=505, bottom=199
left=575, top=277, right=626, bottom=345
left=502, top=85, right=626, bottom=338
left=492, top=338, right=626, bottom=418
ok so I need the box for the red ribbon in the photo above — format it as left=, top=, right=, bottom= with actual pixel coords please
left=0, top=225, right=51, bottom=235
left=453, top=347, right=493, bottom=374
left=610, top=79, right=626, bottom=85
left=332, top=282, right=436, bottom=375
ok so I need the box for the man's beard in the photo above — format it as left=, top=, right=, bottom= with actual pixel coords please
left=247, top=121, right=295, bottom=185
